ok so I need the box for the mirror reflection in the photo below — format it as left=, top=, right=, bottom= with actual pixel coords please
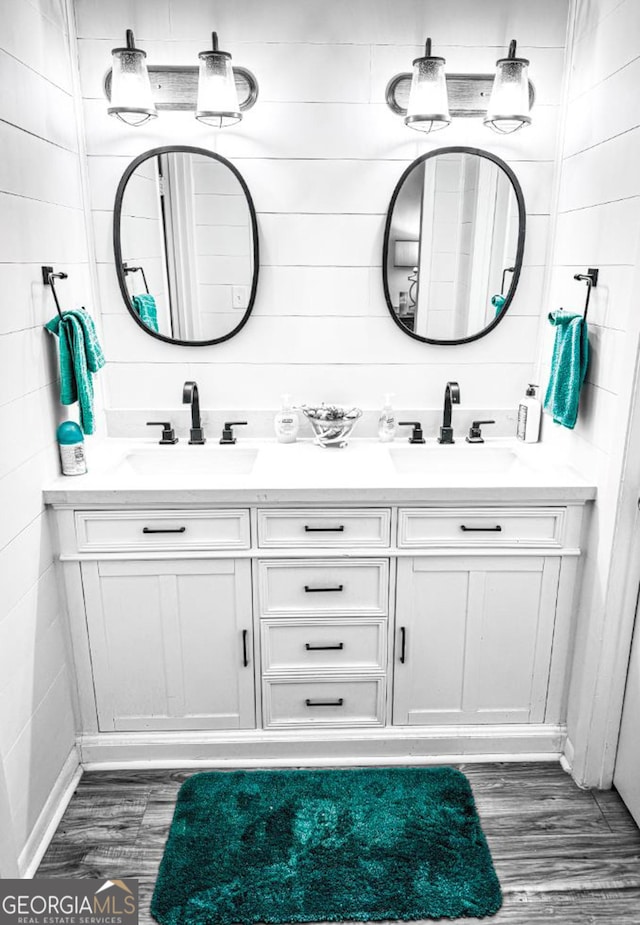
left=115, top=147, right=258, bottom=345
left=384, top=149, right=524, bottom=344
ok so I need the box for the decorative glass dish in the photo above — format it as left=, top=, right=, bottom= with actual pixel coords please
left=300, top=404, right=362, bottom=448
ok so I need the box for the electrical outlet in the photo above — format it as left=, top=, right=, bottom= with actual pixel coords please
left=232, top=285, right=249, bottom=309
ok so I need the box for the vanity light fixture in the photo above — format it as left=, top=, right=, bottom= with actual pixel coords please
left=404, top=38, right=451, bottom=133
left=484, top=40, right=531, bottom=134
left=107, top=29, right=157, bottom=126
left=195, top=32, right=242, bottom=127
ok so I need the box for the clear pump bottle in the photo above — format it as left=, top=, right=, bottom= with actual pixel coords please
left=378, top=393, right=397, bottom=442
left=517, top=384, right=541, bottom=443
left=274, top=394, right=299, bottom=444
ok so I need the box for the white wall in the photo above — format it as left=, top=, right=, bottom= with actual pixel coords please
left=539, top=0, right=640, bottom=786
left=0, top=0, right=84, bottom=872
left=74, top=0, right=569, bottom=438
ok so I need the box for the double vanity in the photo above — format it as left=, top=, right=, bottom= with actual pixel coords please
left=45, top=137, right=596, bottom=767
left=45, top=438, right=594, bottom=767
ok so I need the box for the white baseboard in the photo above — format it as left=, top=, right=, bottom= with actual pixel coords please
left=560, top=734, right=575, bottom=774
left=19, top=747, right=82, bottom=878
left=80, top=724, right=566, bottom=770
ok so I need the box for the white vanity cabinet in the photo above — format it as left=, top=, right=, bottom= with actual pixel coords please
left=48, top=494, right=589, bottom=764
left=81, top=558, right=254, bottom=732
left=392, top=506, right=575, bottom=727
left=66, top=509, right=254, bottom=733
left=393, top=555, right=560, bottom=725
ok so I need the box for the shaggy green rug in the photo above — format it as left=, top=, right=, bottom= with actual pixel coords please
left=151, top=766, right=502, bottom=925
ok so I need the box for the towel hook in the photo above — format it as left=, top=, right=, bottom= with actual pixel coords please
left=501, top=266, right=516, bottom=296
left=573, top=268, right=599, bottom=321
left=123, top=263, right=150, bottom=295
left=42, top=266, right=68, bottom=320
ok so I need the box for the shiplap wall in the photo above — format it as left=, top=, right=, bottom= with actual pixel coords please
left=538, top=0, right=640, bottom=785
left=0, top=0, right=83, bottom=869
left=74, top=0, right=569, bottom=437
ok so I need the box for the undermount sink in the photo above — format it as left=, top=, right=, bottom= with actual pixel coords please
left=119, top=446, right=258, bottom=477
left=388, top=445, right=522, bottom=474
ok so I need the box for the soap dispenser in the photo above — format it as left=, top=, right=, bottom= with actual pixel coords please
left=274, top=394, right=299, bottom=444
left=378, top=393, right=397, bottom=443
left=517, top=384, right=541, bottom=443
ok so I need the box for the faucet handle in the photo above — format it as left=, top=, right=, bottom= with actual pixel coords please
left=220, top=421, right=248, bottom=445
left=466, top=420, right=495, bottom=444
left=147, top=421, right=178, bottom=445
left=398, top=421, right=425, bottom=444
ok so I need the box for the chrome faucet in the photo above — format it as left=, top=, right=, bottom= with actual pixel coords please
left=438, top=381, right=460, bottom=444
left=182, top=381, right=206, bottom=444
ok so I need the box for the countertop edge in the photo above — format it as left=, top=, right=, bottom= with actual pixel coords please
left=43, top=485, right=597, bottom=505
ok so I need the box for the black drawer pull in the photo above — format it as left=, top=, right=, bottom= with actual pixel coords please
left=242, top=629, right=249, bottom=668
left=305, top=698, right=344, bottom=707
left=304, top=584, right=344, bottom=593
left=304, top=525, right=345, bottom=532
left=142, top=526, right=187, bottom=534
left=460, top=525, right=502, bottom=532
left=399, top=626, right=407, bottom=664
left=305, top=642, right=344, bottom=651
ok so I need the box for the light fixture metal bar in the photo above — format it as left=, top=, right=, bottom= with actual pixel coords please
left=386, top=72, right=535, bottom=118
left=104, top=64, right=258, bottom=113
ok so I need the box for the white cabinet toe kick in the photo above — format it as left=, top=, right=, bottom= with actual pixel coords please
left=49, top=501, right=588, bottom=767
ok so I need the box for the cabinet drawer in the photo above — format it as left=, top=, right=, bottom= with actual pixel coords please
left=75, top=509, right=250, bottom=552
left=258, top=559, right=389, bottom=617
left=257, top=509, right=391, bottom=548
left=398, top=508, right=565, bottom=548
left=261, top=619, right=387, bottom=673
left=264, top=678, right=384, bottom=727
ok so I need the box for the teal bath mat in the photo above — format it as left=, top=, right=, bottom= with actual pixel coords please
left=151, top=766, right=502, bottom=924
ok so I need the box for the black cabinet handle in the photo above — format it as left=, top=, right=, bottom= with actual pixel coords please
left=305, top=642, right=344, bottom=651
left=305, top=698, right=344, bottom=707
left=399, top=626, right=407, bottom=664
left=460, top=525, right=502, bottom=532
left=304, top=525, right=345, bottom=532
left=142, top=526, right=186, bottom=534
left=242, top=629, right=249, bottom=668
left=304, top=584, right=344, bottom=593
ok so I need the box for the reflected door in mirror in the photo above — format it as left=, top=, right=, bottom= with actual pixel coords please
left=114, top=146, right=258, bottom=346
left=384, top=148, right=525, bottom=345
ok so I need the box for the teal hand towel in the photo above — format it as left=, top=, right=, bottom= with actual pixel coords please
left=44, top=308, right=105, bottom=435
left=543, top=310, right=589, bottom=429
left=132, top=293, right=159, bottom=333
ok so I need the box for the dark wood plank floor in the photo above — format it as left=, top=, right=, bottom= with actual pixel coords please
left=36, top=762, right=640, bottom=924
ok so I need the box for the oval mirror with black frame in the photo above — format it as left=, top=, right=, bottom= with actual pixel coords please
left=114, top=145, right=259, bottom=346
left=383, top=146, right=525, bottom=345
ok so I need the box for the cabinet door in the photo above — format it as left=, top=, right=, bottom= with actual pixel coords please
left=393, top=556, right=560, bottom=725
left=82, top=559, right=255, bottom=732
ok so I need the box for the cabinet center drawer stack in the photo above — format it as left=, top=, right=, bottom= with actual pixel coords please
left=257, top=509, right=392, bottom=728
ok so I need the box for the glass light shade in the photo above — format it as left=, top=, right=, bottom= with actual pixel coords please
left=405, top=42, right=450, bottom=134
left=196, top=37, right=241, bottom=128
left=484, top=42, right=531, bottom=134
left=108, top=33, right=157, bottom=126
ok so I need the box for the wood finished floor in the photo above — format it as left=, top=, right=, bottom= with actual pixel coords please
left=36, top=762, right=640, bottom=924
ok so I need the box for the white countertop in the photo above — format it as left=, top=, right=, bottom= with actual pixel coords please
left=43, top=438, right=597, bottom=506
